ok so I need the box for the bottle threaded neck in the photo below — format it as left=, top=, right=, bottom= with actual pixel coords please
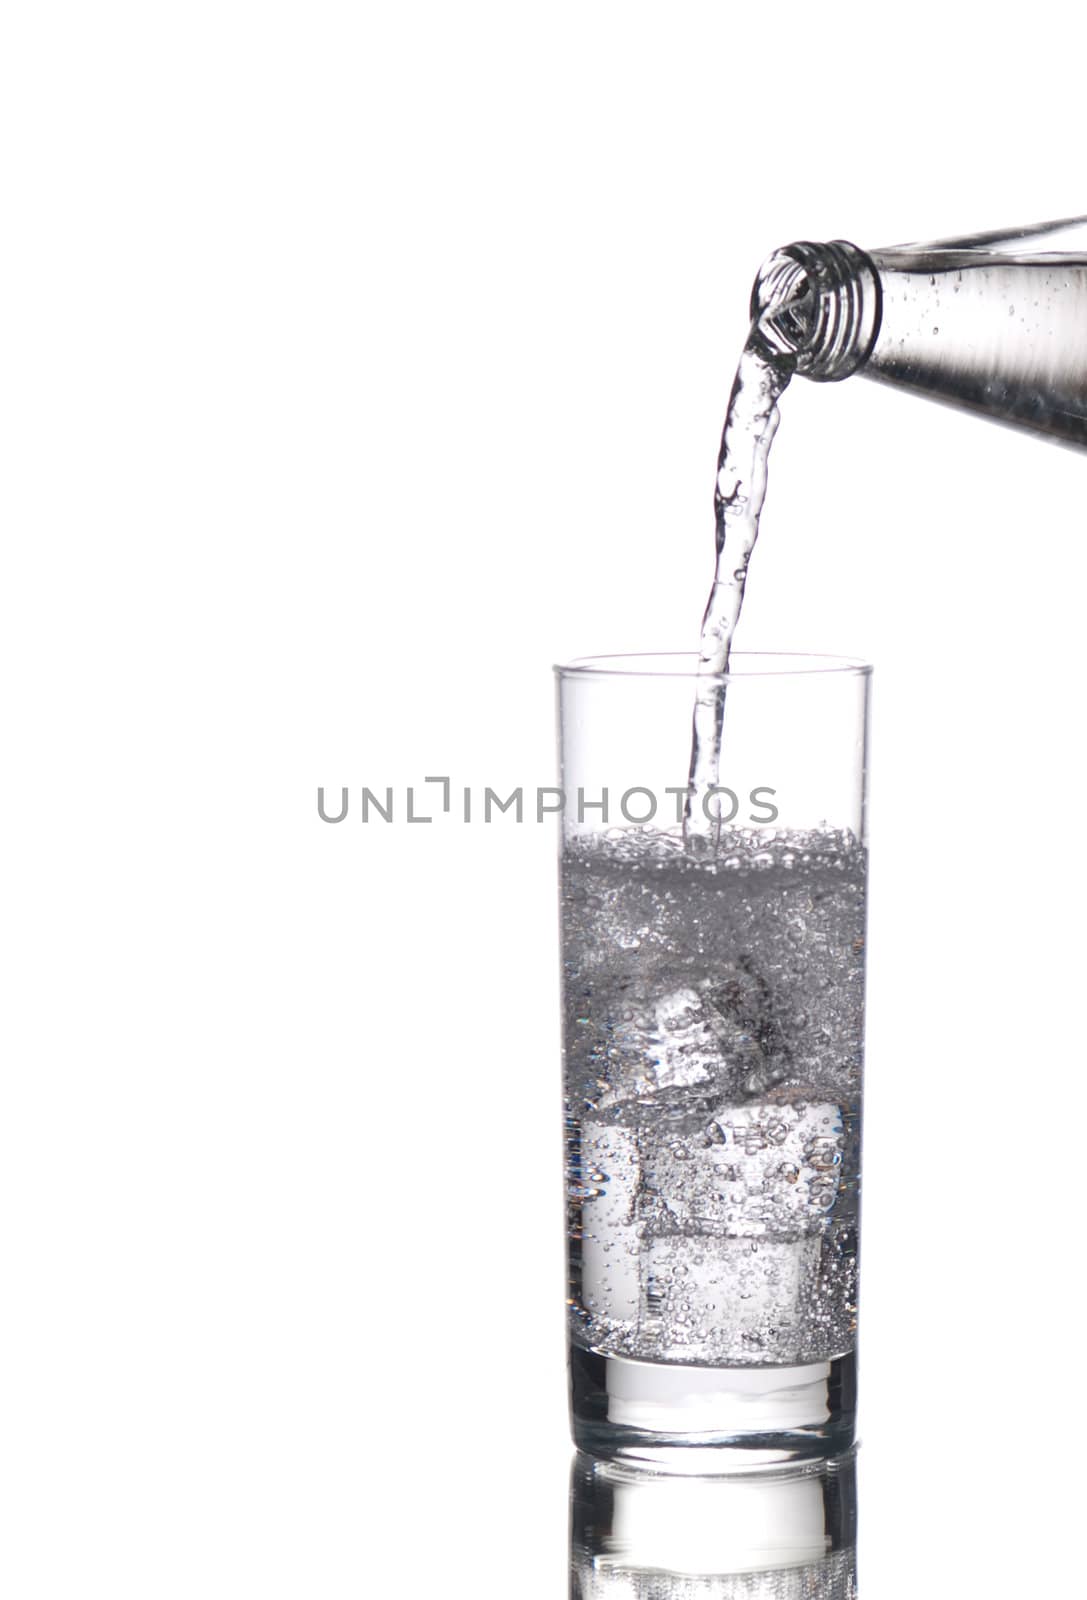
left=750, top=239, right=882, bottom=382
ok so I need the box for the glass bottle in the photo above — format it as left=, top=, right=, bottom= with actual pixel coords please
left=753, top=215, right=1087, bottom=446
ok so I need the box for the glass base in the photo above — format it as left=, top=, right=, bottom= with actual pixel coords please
left=569, top=1345, right=856, bottom=1467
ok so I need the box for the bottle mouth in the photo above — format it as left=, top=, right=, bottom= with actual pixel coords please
left=750, top=239, right=882, bottom=382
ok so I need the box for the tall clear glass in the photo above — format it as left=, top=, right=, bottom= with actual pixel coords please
left=557, top=653, right=871, bottom=1465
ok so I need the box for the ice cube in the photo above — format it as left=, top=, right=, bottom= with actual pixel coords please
left=590, top=979, right=746, bottom=1113
left=579, top=1118, right=641, bottom=1326
left=641, top=1231, right=823, bottom=1362
left=650, top=987, right=725, bottom=1090
left=639, top=1101, right=844, bottom=1238
left=704, top=959, right=793, bottom=1097
left=586, top=972, right=773, bottom=1116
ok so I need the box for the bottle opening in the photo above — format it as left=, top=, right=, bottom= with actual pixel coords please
left=751, top=240, right=882, bottom=382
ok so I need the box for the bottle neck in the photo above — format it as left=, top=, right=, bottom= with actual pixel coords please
left=751, top=240, right=882, bottom=382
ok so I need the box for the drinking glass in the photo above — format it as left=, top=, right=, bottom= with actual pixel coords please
left=557, top=652, right=870, bottom=1464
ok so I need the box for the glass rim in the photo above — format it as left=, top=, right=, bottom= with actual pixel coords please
left=554, top=650, right=873, bottom=681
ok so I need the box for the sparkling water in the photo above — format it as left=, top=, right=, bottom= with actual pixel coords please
left=562, top=828, right=864, bottom=1367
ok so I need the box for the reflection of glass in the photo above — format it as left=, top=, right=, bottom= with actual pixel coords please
left=569, top=1448, right=858, bottom=1598
left=558, top=656, right=869, bottom=1462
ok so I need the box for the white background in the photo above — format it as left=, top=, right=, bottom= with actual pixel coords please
left=3, top=4, right=1086, bottom=1594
